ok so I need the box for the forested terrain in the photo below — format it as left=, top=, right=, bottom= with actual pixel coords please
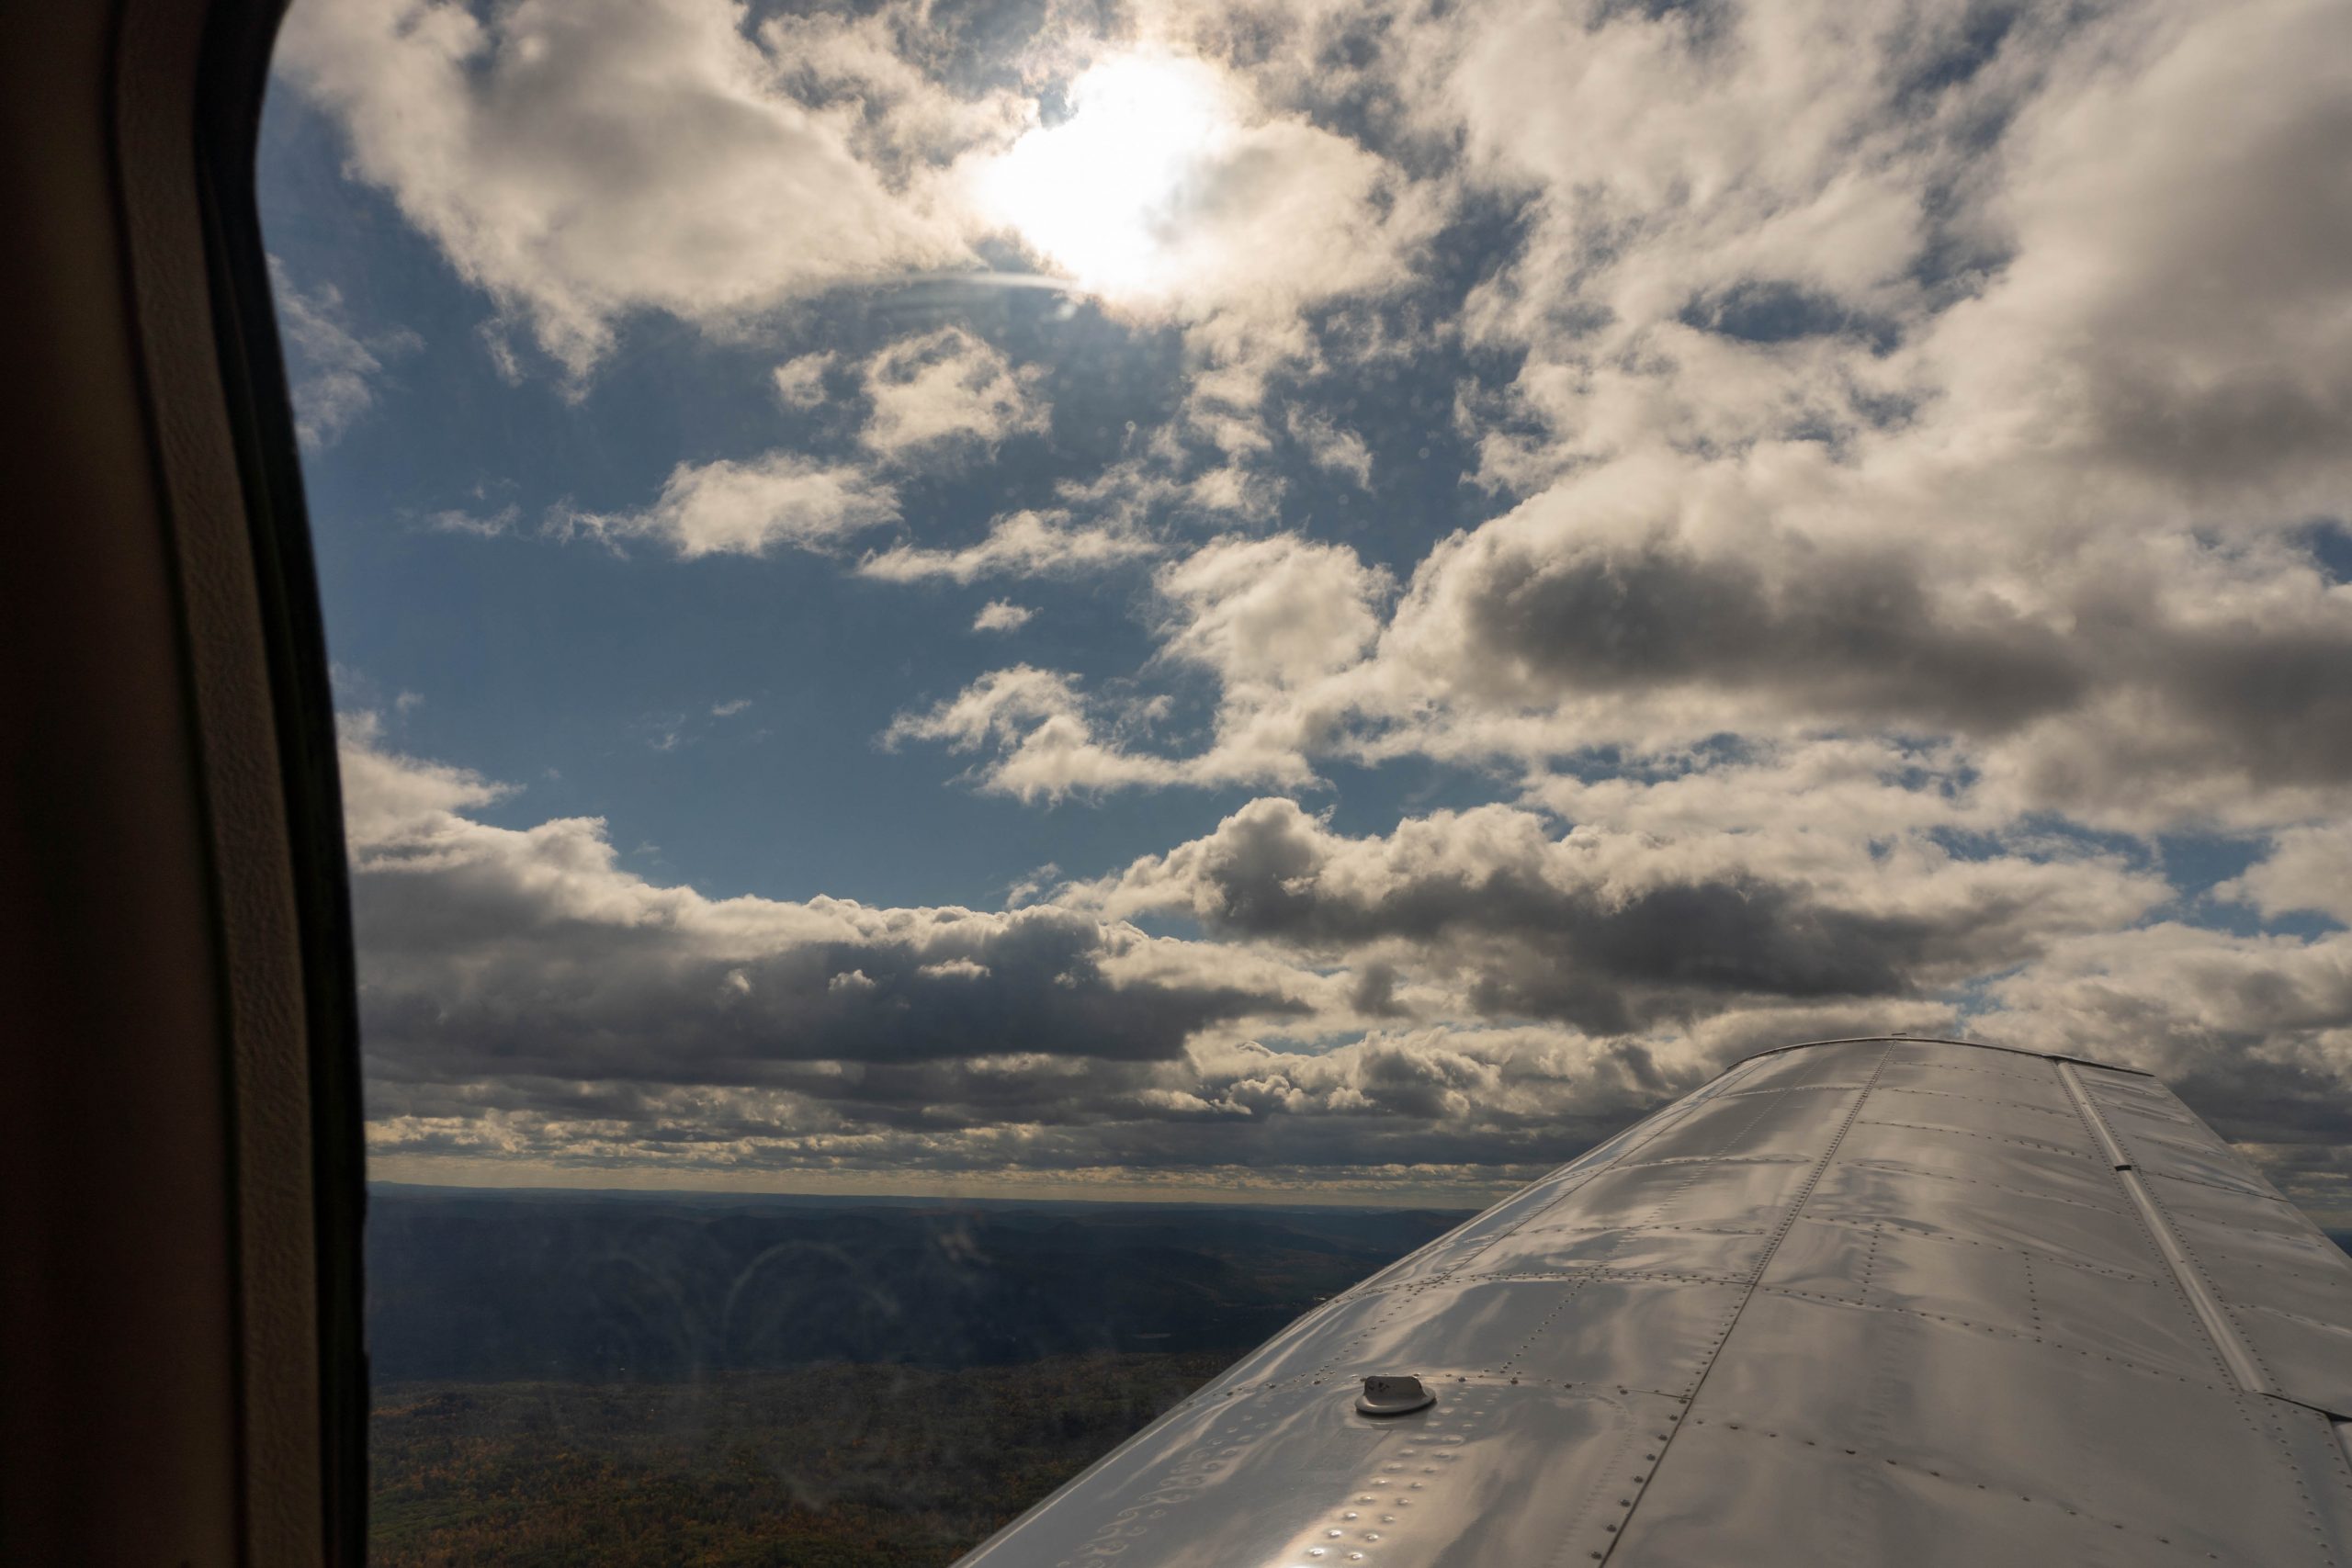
left=365, top=1190, right=1472, bottom=1564
left=371, top=1353, right=1227, bottom=1567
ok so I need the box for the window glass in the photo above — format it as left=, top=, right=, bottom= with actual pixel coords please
left=258, top=0, right=2352, bottom=1559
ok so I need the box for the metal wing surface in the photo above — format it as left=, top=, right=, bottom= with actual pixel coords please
left=959, top=1036, right=2352, bottom=1567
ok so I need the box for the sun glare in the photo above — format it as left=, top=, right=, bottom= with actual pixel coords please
left=978, top=55, right=1229, bottom=299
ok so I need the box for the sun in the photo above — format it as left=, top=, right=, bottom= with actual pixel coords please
left=977, top=55, right=1230, bottom=300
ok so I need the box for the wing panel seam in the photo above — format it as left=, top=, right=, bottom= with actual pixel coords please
left=2055, top=1059, right=2272, bottom=1398
left=1594, top=1042, right=1894, bottom=1565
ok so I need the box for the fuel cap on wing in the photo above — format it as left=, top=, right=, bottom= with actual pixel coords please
left=1355, top=1374, right=1435, bottom=1416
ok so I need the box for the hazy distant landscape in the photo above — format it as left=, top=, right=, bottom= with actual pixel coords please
left=368, top=1187, right=1469, bottom=1564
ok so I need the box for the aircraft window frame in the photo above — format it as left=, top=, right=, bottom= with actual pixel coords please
left=115, top=0, right=369, bottom=1557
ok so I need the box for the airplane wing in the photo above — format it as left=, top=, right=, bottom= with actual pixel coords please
left=959, top=1035, right=2352, bottom=1566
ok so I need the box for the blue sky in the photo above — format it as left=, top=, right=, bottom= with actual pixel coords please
left=261, top=0, right=2352, bottom=1213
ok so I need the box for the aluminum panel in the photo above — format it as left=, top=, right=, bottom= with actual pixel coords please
left=1805, top=1157, right=2154, bottom=1279
left=958, top=1382, right=1689, bottom=1568
left=1604, top=1413, right=2208, bottom=1568
left=1730, top=1040, right=1886, bottom=1090
left=1483, top=1155, right=1815, bottom=1240
left=956, top=1037, right=2352, bottom=1568
left=1466, top=1220, right=1771, bottom=1281
left=1871, top=1055, right=2081, bottom=1113
left=1864, top=1082, right=2096, bottom=1146
left=2149, top=1176, right=2352, bottom=1325
left=1504, top=1275, right=1749, bottom=1396
left=1630, top=1086, right=1864, bottom=1164
left=1623, top=1291, right=2341, bottom=1566
left=2094, top=1096, right=2276, bottom=1194
left=1833, top=1118, right=2120, bottom=1210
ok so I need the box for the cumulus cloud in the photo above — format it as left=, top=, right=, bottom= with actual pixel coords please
left=888, top=536, right=1388, bottom=798
left=291, top=0, right=2352, bottom=1201
left=344, top=721, right=1301, bottom=1088
left=859, top=509, right=1159, bottom=584
left=2220, top=826, right=2352, bottom=926
left=273, top=0, right=974, bottom=378
left=890, top=471, right=2352, bottom=833
left=772, top=352, right=835, bottom=410
left=972, top=601, right=1035, bottom=633
left=338, top=721, right=1710, bottom=1184
left=1088, top=795, right=2163, bottom=1034
left=338, top=716, right=2352, bottom=1205
left=858, top=326, right=1049, bottom=460
left=560, top=452, right=899, bottom=558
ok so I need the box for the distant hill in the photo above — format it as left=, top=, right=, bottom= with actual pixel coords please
left=367, top=1187, right=1474, bottom=1382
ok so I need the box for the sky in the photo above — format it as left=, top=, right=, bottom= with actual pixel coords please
left=258, top=0, right=2352, bottom=1216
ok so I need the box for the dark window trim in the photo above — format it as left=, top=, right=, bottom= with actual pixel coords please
left=114, top=0, right=368, bottom=1558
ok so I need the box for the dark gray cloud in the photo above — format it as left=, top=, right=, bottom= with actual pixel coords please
left=1101, top=796, right=2157, bottom=1033
left=1446, top=532, right=2086, bottom=735
left=357, top=897, right=1295, bottom=1084
left=344, top=733, right=1306, bottom=1106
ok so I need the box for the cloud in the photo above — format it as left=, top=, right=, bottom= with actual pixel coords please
left=274, top=0, right=973, bottom=378
left=1914, top=0, right=2352, bottom=502
left=560, top=452, right=899, bottom=558
left=340, top=722, right=2352, bottom=1205
left=424, top=504, right=518, bottom=538
left=268, top=256, right=417, bottom=447
left=859, top=326, right=1049, bottom=460
left=959, top=50, right=1440, bottom=327
left=344, top=722, right=1302, bottom=1092
left=2220, top=826, right=2352, bottom=926
left=857, top=509, right=1159, bottom=584
left=1285, top=408, right=1374, bottom=488
left=972, top=601, right=1034, bottom=633
left=887, top=464, right=2352, bottom=835
left=772, top=352, right=835, bottom=410
left=1157, top=534, right=1391, bottom=687
left=1088, top=795, right=2163, bottom=1034
left=291, top=0, right=2352, bottom=1202
left=1973, top=920, right=2352, bottom=1212
left=884, top=667, right=1200, bottom=801
left=888, top=535, right=1389, bottom=799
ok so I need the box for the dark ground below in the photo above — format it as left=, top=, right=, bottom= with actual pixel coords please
left=371, top=1352, right=1228, bottom=1567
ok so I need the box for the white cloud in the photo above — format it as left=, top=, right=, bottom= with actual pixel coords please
left=274, top=0, right=973, bottom=378
left=1286, top=408, right=1374, bottom=488
left=1156, top=535, right=1390, bottom=687
left=2220, top=826, right=2352, bottom=926
left=859, top=326, right=1050, bottom=459
left=424, top=504, right=517, bottom=538
left=888, top=535, right=1390, bottom=800
left=858, top=509, right=1159, bottom=584
left=772, top=352, right=835, bottom=410
left=561, top=451, right=899, bottom=558
left=973, top=601, right=1035, bottom=633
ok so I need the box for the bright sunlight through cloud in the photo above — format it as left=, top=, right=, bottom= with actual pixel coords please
left=977, top=55, right=1229, bottom=300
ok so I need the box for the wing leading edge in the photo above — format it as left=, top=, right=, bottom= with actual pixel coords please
left=958, top=1036, right=2352, bottom=1567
